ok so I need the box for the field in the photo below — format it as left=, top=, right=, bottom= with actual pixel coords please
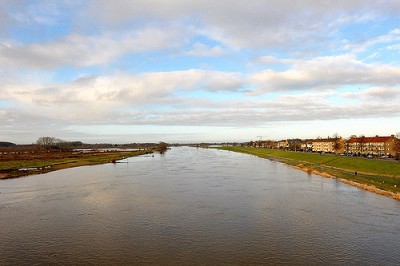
left=0, top=149, right=153, bottom=179
left=216, top=147, right=400, bottom=196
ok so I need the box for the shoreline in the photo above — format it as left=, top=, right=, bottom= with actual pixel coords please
left=293, top=164, right=400, bottom=201
left=216, top=147, right=400, bottom=202
left=0, top=150, right=153, bottom=180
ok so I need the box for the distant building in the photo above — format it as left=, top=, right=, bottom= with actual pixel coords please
left=312, top=138, right=344, bottom=153
left=277, top=140, right=289, bottom=150
left=345, top=135, right=398, bottom=156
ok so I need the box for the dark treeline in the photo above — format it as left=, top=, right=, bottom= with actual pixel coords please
left=0, top=141, right=16, bottom=147
left=0, top=137, right=165, bottom=153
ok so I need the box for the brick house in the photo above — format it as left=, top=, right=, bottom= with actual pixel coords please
left=277, top=140, right=289, bottom=150
left=345, top=135, right=398, bottom=156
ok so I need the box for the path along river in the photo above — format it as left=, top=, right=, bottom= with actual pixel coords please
left=1, top=147, right=400, bottom=264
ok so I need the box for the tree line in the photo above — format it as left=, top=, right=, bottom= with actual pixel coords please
left=35, top=137, right=84, bottom=150
left=0, top=141, right=16, bottom=147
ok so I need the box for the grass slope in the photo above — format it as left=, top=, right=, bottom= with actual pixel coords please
left=217, top=147, right=400, bottom=194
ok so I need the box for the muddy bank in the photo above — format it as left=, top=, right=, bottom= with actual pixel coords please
left=292, top=163, right=400, bottom=201
left=340, top=179, right=400, bottom=201
left=293, top=164, right=336, bottom=179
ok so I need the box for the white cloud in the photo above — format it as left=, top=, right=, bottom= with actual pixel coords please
left=341, top=87, right=400, bottom=101
left=11, top=2, right=60, bottom=25
left=344, top=28, right=400, bottom=54
left=390, top=29, right=400, bottom=35
left=2, top=70, right=243, bottom=109
left=0, top=1, right=85, bottom=36
left=254, top=56, right=294, bottom=65
left=3, top=77, right=399, bottom=129
left=86, top=0, right=400, bottom=50
left=2, top=55, right=399, bottom=130
left=0, top=27, right=184, bottom=70
left=362, top=87, right=399, bottom=99
left=387, top=44, right=400, bottom=50
left=249, top=55, right=400, bottom=93
left=185, top=43, right=226, bottom=57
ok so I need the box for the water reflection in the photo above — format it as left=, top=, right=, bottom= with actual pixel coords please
left=1, top=147, right=400, bottom=265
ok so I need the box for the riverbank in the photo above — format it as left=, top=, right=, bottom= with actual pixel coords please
left=216, top=147, right=400, bottom=201
left=0, top=149, right=153, bottom=179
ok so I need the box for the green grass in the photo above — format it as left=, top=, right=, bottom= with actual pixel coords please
left=216, top=147, right=400, bottom=194
left=218, top=147, right=400, bottom=176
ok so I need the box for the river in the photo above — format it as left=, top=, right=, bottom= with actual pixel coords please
left=1, top=147, right=399, bottom=265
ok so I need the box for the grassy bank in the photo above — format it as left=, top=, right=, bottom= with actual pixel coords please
left=0, top=150, right=153, bottom=179
left=216, top=147, right=400, bottom=199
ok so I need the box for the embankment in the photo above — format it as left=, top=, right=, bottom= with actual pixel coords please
left=216, top=147, right=400, bottom=201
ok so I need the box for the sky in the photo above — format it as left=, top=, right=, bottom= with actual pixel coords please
left=0, top=0, right=399, bottom=144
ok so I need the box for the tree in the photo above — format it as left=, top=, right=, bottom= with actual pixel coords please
left=288, top=139, right=301, bottom=151
left=0, top=141, right=16, bottom=147
left=332, top=133, right=343, bottom=153
left=36, top=137, right=61, bottom=146
left=395, top=132, right=400, bottom=154
left=36, top=137, right=64, bottom=149
left=158, top=141, right=168, bottom=154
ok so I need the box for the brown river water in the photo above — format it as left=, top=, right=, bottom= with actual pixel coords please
left=1, top=147, right=400, bottom=265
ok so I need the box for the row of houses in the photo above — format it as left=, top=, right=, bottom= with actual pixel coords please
left=249, top=135, right=399, bottom=157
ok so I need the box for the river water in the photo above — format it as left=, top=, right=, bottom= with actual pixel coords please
left=1, top=147, right=400, bottom=265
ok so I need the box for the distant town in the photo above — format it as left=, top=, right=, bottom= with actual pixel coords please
left=244, top=134, right=400, bottom=159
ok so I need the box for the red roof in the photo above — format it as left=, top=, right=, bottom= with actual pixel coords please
left=347, top=136, right=392, bottom=143
left=312, top=138, right=340, bottom=142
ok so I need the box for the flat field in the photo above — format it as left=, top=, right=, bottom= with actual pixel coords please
left=0, top=149, right=153, bottom=179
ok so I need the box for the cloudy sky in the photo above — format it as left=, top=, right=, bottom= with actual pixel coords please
left=1, top=0, right=399, bottom=144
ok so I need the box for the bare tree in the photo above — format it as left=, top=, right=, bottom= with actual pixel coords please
left=332, top=133, right=343, bottom=153
left=395, top=132, right=400, bottom=154
left=36, top=137, right=62, bottom=145
left=288, top=139, right=301, bottom=151
left=158, top=141, right=168, bottom=154
left=36, top=137, right=64, bottom=149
